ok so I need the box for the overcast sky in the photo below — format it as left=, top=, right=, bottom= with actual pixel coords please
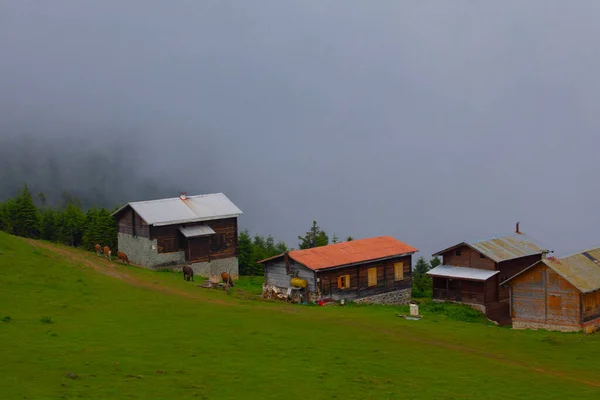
left=2, top=1, right=600, bottom=259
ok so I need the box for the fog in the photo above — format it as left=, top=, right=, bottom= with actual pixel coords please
left=2, top=1, right=600, bottom=258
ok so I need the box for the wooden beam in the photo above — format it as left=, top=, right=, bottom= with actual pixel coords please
left=356, top=266, right=360, bottom=297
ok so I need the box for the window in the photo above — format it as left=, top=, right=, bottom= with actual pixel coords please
left=210, top=234, right=227, bottom=251
left=394, top=262, right=404, bottom=281
left=157, top=238, right=178, bottom=253
left=455, top=250, right=462, bottom=256
left=368, top=267, right=378, bottom=287
left=548, top=295, right=562, bottom=309
left=337, top=274, right=351, bottom=289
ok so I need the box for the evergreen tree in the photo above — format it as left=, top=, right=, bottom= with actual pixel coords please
left=13, top=184, right=39, bottom=238
left=237, top=229, right=253, bottom=275
left=412, top=256, right=433, bottom=298
left=274, top=241, right=288, bottom=254
left=345, top=236, right=354, bottom=242
left=39, top=208, right=57, bottom=242
left=430, top=256, right=442, bottom=269
left=251, top=234, right=268, bottom=276
left=298, top=220, right=329, bottom=249
left=332, top=233, right=339, bottom=244
left=57, top=197, right=85, bottom=247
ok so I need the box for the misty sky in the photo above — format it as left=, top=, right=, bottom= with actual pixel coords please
left=2, top=1, right=600, bottom=259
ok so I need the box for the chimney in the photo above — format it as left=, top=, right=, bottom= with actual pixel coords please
left=180, top=192, right=187, bottom=200
left=515, top=222, right=521, bottom=234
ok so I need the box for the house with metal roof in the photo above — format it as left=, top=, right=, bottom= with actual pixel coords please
left=258, top=236, right=418, bottom=305
left=427, top=223, right=549, bottom=324
left=111, top=192, right=243, bottom=278
left=502, top=247, right=600, bottom=333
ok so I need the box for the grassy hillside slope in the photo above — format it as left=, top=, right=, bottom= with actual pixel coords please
left=0, top=232, right=599, bottom=400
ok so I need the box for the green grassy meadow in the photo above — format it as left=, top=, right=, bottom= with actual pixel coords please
left=1, top=232, right=599, bottom=399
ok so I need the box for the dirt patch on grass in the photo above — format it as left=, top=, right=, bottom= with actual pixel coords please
left=25, top=240, right=228, bottom=304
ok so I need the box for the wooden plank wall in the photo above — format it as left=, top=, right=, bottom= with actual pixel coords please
left=117, top=208, right=150, bottom=238
left=583, top=290, right=600, bottom=323
left=441, top=245, right=496, bottom=270
left=510, top=264, right=581, bottom=326
left=316, top=255, right=412, bottom=300
left=264, top=259, right=316, bottom=292
left=546, top=269, right=580, bottom=325
left=149, top=217, right=238, bottom=260
left=207, top=218, right=238, bottom=260
left=497, top=254, right=543, bottom=301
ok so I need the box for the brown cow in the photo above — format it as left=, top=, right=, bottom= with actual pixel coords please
left=221, top=272, right=234, bottom=287
left=117, top=251, right=130, bottom=265
left=103, top=246, right=111, bottom=260
left=95, top=244, right=102, bottom=256
left=183, top=265, right=194, bottom=282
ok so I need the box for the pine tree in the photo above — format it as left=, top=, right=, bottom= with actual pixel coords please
left=298, top=221, right=329, bottom=249
left=237, top=230, right=253, bottom=275
left=412, top=257, right=433, bottom=298
left=39, top=208, right=57, bottom=241
left=430, top=256, right=442, bottom=269
left=332, top=233, right=339, bottom=244
left=345, top=236, right=354, bottom=242
left=13, top=184, right=39, bottom=238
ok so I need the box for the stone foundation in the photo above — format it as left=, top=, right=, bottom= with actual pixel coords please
left=353, top=288, right=412, bottom=306
left=117, top=233, right=185, bottom=267
left=117, top=233, right=239, bottom=278
left=189, top=257, right=239, bottom=279
left=512, top=320, right=582, bottom=333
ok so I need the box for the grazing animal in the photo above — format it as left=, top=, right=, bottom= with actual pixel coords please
left=95, top=244, right=102, bottom=256
left=221, top=272, right=234, bottom=287
left=183, top=265, right=194, bottom=282
left=117, top=251, right=130, bottom=265
left=103, top=246, right=111, bottom=260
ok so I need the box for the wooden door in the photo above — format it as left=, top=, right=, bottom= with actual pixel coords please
left=188, top=237, right=210, bottom=263
left=320, top=277, right=331, bottom=298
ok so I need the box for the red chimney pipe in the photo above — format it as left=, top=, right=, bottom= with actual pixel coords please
left=515, top=222, right=520, bottom=234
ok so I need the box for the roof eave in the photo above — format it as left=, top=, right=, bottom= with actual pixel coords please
left=307, top=251, right=417, bottom=272
left=426, top=272, right=498, bottom=282
left=151, top=213, right=242, bottom=227
left=110, top=203, right=131, bottom=217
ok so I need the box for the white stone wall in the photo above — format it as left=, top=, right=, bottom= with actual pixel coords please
left=190, top=257, right=239, bottom=279
left=117, top=233, right=185, bottom=268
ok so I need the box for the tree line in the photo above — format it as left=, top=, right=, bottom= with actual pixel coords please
left=0, top=184, right=435, bottom=296
left=0, top=186, right=354, bottom=277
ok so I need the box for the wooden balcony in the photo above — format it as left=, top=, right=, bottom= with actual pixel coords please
left=433, top=288, right=485, bottom=304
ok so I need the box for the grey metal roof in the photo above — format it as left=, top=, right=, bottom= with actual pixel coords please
left=112, top=193, right=242, bottom=226
left=433, top=232, right=547, bottom=263
left=505, top=248, right=600, bottom=294
left=178, top=225, right=216, bottom=238
left=427, top=265, right=500, bottom=281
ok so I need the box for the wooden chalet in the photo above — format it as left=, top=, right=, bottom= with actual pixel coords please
left=428, top=224, right=548, bottom=324
left=111, top=193, right=242, bottom=277
left=259, top=236, right=418, bottom=305
left=503, top=247, right=600, bottom=333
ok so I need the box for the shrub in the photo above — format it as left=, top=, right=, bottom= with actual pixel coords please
left=2, top=316, right=11, bottom=323
left=40, top=316, right=53, bottom=324
left=418, top=300, right=490, bottom=324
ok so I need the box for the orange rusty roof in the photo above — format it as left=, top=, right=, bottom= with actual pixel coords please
left=286, top=236, right=418, bottom=271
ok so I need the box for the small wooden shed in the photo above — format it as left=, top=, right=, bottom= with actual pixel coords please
left=503, top=248, right=600, bottom=333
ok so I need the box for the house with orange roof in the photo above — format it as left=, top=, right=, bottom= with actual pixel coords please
left=258, top=236, right=418, bottom=305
